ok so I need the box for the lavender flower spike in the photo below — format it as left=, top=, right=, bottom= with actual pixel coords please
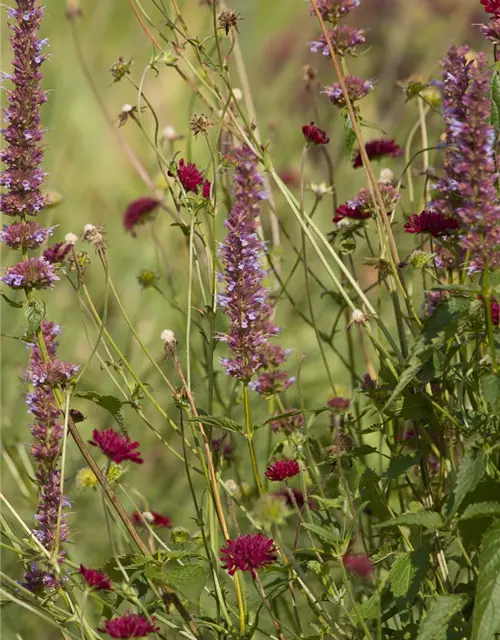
left=1, top=0, right=49, bottom=218
left=23, top=321, right=77, bottom=592
left=435, top=46, right=500, bottom=270
left=219, top=147, right=291, bottom=391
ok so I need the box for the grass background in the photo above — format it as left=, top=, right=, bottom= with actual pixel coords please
left=1, top=0, right=482, bottom=636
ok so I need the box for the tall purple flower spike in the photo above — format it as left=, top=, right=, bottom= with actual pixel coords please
left=219, top=147, right=292, bottom=393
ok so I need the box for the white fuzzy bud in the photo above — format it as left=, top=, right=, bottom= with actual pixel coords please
left=351, top=309, right=366, bottom=325
left=378, top=168, right=394, bottom=185
left=232, top=88, right=243, bottom=102
left=162, top=126, right=177, bottom=141
left=121, top=103, right=134, bottom=113
left=65, top=232, right=78, bottom=245
left=161, top=329, right=176, bottom=345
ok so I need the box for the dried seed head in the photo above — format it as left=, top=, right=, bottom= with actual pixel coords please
left=64, top=233, right=78, bottom=245
left=110, top=57, right=133, bottom=83
left=189, top=113, right=213, bottom=137
left=66, top=0, right=83, bottom=20
left=378, top=168, right=394, bottom=185
left=309, top=182, right=333, bottom=200
left=118, top=104, right=137, bottom=127
left=350, top=309, right=366, bottom=326
left=161, top=329, right=177, bottom=357
left=83, top=223, right=106, bottom=248
left=218, top=10, right=241, bottom=35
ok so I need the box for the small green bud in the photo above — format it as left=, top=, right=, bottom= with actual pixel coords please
left=171, top=526, right=190, bottom=545
left=409, top=250, right=435, bottom=269
left=137, top=269, right=159, bottom=289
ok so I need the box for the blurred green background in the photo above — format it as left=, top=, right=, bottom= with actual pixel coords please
left=1, top=0, right=482, bottom=636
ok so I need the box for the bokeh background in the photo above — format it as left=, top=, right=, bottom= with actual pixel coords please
left=1, top=0, right=483, bottom=636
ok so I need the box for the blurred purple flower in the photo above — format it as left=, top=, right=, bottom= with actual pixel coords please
left=311, top=0, right=361, bottom=23
left=1, top=256, right=58, bottom=290
left=323, top=76, right=373, bottom=108
left=310, top=25, right=365, bottom=57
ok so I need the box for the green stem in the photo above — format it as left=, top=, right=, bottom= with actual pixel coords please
left=243, top=384, right=264, bottom=495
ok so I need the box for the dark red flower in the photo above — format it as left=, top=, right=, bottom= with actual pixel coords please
left=202, top=179, right=211, bottom=198
left=265, top=459, right=300, bottom=481
left=278, top=167, right=300, bottom=188
left=177, top=158, right=204, bottom=193
left=479, top=295, right=500, bottom=326
left=275, top=488, right=314, bottom=510
left=123, top=197, right=160, bottom=236
left=333, top=203, right=370, bottom=223
left=99, top=613, right=159, bottom=638
left=89, top=429, right=143, bottom=465
left=327, top=397, right=350, bottom=411
left=302, top=122, right=329, bottom=145
left=79, top=564, right=113, bottom=591
left=43, top=242, right=72, bottom=264
left=220, top=533, right=277, bottom=578
left=132, top=511, right=172, bottom=527
left=481, top=0, right=500, bottom=17
left=404, top=211, right=460, bottom=237
left=343, top=553, right=374, bottom=578
left=352, top=139, right=402, bottom=169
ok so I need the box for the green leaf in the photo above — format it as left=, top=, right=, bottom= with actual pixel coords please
left=472, top=522, right=500, bottom=639
left=389, top=547, right=429, bottom=603
left=481, top=373, right=500, bottom=411
left=461, top=502, right=500, bottom=521
left=1, top=292, right=23, bottom=308
left=417, top=595, right=466, bottom=640
left=359, top=593, right=380, bottom=620
left=384, top=453, right=421, bottom=480
left=24, top=296, right=46, bottom=334
left=489, top=72, right=500, bottom=129
left=301, top=522, right=341, bottom=545
left=164, top=563, right=207, bottom=604
left=377, top=511, right=443, bottom=531
left=447, top=445, right=487, bottom=517
left=187, top=415, right=242, bottom=434
left=74, top=391, right=126, bottom=428
left=311, top=496, right=342, bottom=510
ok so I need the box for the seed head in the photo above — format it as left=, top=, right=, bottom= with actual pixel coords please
left=137, top=269, right=159, bottom=289
left=65, top=232, right=78, bottom=245
left=110, top=56, right=133, bottom=83
left=218, top=10, right=241, bottom=35
left=118, top=104, right=137, bottom=127
left=189, top=113, right=213, bottom=137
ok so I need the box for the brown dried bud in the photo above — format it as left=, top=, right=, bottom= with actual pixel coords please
left=189, top=113, right=213, bottom=137
left=110, top=57, right=133, bottom=83
left=218, top=10, right=242, bottom=35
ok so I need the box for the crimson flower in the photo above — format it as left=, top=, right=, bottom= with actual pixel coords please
left=343, top=553, right=374, bottom=578
left=220, top=533, right=277, bottom=578
left=132, top=511, right=172, bottom=527
left=79, top=564, right=113, bottom=591
left=265, top=459, right=300, bottom=481
left=275, top=488, right=314, bottom=510
left=352, top=139, right=402, bottom=169
left=333, top=203, right=370, bottom=223
left=123, top=197, right=160, bottom=236
left=327, top=397, right=350, bottom=411
left=99, top=613, right=159, bottom=638
left=89, top=429, right=143, bottom=465
left=404, top=211, right=460, bottom=237
left=202, top=179, right=211, bottom=198
left=302, top=122, right=329, bottom=145
left=479, top=295, right=500, bottom=326
left=176, top=158, right=204, bottom=193
left=481, top=0, right=500, bottom=16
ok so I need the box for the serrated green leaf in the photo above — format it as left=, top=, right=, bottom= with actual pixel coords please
left=461, top=502, right=500, bottom=521
left=389, top=547, right=429, bottom=603
left=384, top=453, right=421, bottom=480
left=301, top=522, right=340, bottom=545
left=417, top=594, right=466, bottom=640
left=187, top=415, right=242, bottom=433
left=24, top=296, right=46, bottom=334
left=377, top=511, right=443, bottom=531
left=74, top=390, right=126, bottom=428
left=489, top=72, right=500, bottom=129
left=311, top=496, right=342, bottom=510
left=447, top=446, right=487, bottom=517
left=359, top=593, right=380, bottom=620
left=164, top=563, right=207, bottom=604
left=481, top=373, right=500, bottom=410
left=472, top=522, right=500, bottom=640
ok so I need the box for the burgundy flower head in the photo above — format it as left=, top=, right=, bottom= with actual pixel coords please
left=343, top=553, right=374, bottom=578
left=123, top=197, right=160, bottom=236
left=479, top=295, right=500, bottom=326
left=328, top=397, right=350, bottom=411
left=302, top=122, right=329, bottom=145
left=352, top=139, right=402, bottom=169
left=334, top=184, right=400, bottom=224
left=481, top=0, right=500, bottom=16
left=79, top=564, right=113, bottom=591
left=202, top=179, right=211, bottom=198
left=265, top=459, right=300, bottom=482
left=89, top=428, right=143, bottom=465
left=275, top=488, right=314, bottom=510
left=176, top=159, right=204, bottom=193
left=132, top=511, right=172, bottom=527
left=99, top=613, right=159, bottom=638
left=43, top=241, right=72, bottom=264
left=404, top=211, right=460, bottom=237
left=220, top=533, right=277, bottom=578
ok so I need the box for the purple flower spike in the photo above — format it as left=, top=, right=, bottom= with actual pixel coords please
left=0, top=0, right=49, bottom=218
left=323, top=76, right=373, bottom=107
left=311, top=0, right=361, bottom=23
left=310, top=25, right=366, bottom=57
left=219, top=146, right=290, bottom=386
left=1, top=256, right=59, bottom=290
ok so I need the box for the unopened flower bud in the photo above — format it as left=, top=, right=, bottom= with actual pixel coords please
left=162, top=126, right=178, bottom=141
left=347, top=308, right=366, bottom=329
left=65, top=232, right=78, bottom=245
left=171, top=526, right=190, bottom=545
left=76, top=467, right=98, bottom=489
left=378, top=168, right=394, bottom=185
left=409, top=249, right=435, bottom=269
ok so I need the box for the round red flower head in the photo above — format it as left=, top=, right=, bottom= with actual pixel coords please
left=176, top=158, right=204, bottom=193
left=302, top=122, right=329, bottom=145
left=481, top=0, right=500, bottom=17
left=132, top=511, right=172, bottom=527
left=265, top=459, right=300, bottom=482
left=404, top=211, right=460, bottom=238
left=99, top=613, right=159, bottom=638
left=89, top=428, right=143, bottom=465
left=123, top=197, right=160, bottom=237
left=352, top=139, right=402, bottom=169
left=343, top=553, right=374, bottom=578
left=79, top=564, right=113, bottom=591
left=328, top=397, right=350, bottom=411
left=220, top=533, right=277, bottom=578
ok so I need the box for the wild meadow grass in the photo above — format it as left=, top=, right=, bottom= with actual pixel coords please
left=2, top=1, right=500, bottom=639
